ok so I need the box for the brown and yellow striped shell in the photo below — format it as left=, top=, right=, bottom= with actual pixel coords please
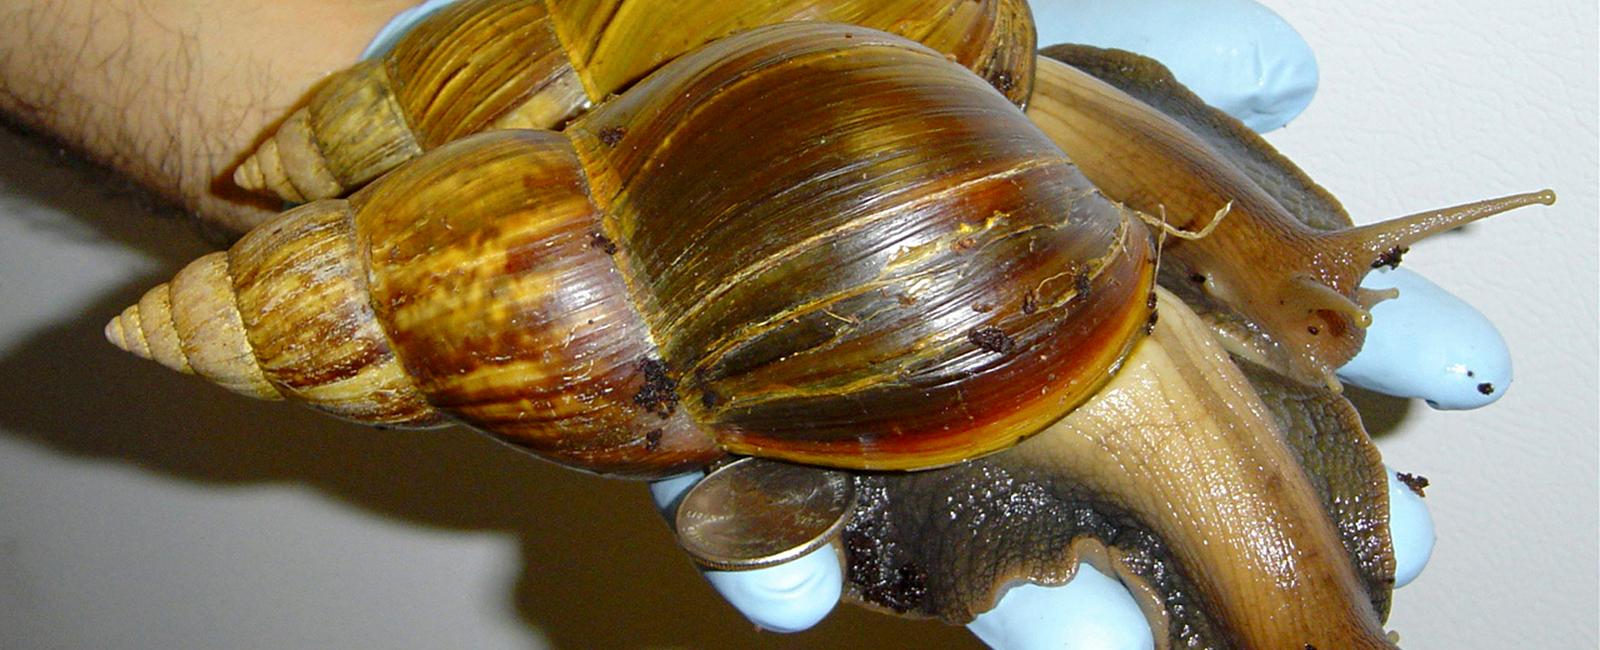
left=232, top=0, right=1551, bottom=395
left=115, top=24, right=1154, bottom=478
left=235, top=0, right=1035, bottom=202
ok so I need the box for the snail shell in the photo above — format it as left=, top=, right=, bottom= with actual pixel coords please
left=229, top=0, right=1552, bottom=392
left=113, top=24, right=1154, bottom=477
left=233, top=0, right=1036, bottom=203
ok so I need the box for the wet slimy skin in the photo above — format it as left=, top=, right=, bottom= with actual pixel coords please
left=635, top=2, right=1461, bottom=644
left=964, top=480, right=1435, bottom=649
left=1029, top=4, right=1516, bottom=408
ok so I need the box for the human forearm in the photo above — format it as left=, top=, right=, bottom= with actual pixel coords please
left=0, top=0, right=412, bottom=233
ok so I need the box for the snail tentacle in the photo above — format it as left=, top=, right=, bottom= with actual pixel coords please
left=1324, top=189, right=1557, bottom=270
left=1027, top=46, right=1554, bottom=388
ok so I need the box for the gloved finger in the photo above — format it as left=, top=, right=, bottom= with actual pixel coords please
left=649, top=472, right=842, bottom=633
left=1386, top=466, right=1436, bottom=588
left=968, top=4, right=1441, bottom=643
left=964, top=472, right=1433, bottom=650
left=702, top=547, right=842, bottom=633
left=1340, top=267, right=1512, bottom=409
left=967, top=562, right=1154, bottom=650
left=1030, top=0, right=1318, bottom=132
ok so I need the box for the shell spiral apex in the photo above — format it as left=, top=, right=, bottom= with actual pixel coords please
left=107, top=253, right=280, bottom=400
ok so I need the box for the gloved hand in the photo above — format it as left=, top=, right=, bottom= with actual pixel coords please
left=649, top=2, right=1488, bottom=648
left=654, top=468, right=1435, bottom=650
left=361, top=1, right=1481, bottom=646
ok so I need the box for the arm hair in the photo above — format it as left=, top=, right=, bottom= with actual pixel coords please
left=0, top=0, right=414, bottom=234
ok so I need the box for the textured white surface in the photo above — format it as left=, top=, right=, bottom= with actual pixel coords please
left=1265, top=3, right=1598, bottom=647
left=0, top=2, right=1594, bottom=649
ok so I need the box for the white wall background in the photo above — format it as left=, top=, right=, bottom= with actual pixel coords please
left=0, top=1, right=1593, bottom=648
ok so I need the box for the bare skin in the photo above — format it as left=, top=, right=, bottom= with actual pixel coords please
left=0, top=0, right=415, bottom=234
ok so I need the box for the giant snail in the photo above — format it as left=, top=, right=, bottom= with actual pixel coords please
left=106, top=8, right=1554, bottom=650
left=230, top=0, right=1551, bottom=392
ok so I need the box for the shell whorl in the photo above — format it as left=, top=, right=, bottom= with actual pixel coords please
left=233, top=103, right=372, bottom=203
left=108, top=200, right=449, bottom=428
left=234, top=0, right=572, bottom=202
left=108, top=253, right=281, bottom=400
left=127, top=24, right=1153, bottom=475
left=345, top=129, right=726, bottom=477
left=232, top=0, right=1036, bottom=204
left=565, top=23, right=1152, bottom=469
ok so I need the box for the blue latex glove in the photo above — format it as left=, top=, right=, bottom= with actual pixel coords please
left=1342, top=267, right=1512, bottom=409
left=654, top=465, right=1436, bottom=649
left=651, top=469, right=1433, bottom=647
left=967, top=563, right=1153, bottom=650
left=964, top=466, right=1435, bottom=649
left=1030, top=0, right=1319, bottom=132
left=361, top=0, right=462, bottom=59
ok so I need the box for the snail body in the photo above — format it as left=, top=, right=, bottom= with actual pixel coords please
left=1023, top=46, right=1552, bottom=388
left=116, top=24, right=1153, bottom=477
left=928, top=287, right=1395, bottom=648
left=234, top=0, right=1035, bottom=202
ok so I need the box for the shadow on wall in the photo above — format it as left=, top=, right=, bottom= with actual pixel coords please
left=0, top=125, right=978, bottom=649
left=1342, top=385, right=1412, bottom=442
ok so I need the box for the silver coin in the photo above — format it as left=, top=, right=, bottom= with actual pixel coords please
left=674, top=457, right=856, bottom=571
